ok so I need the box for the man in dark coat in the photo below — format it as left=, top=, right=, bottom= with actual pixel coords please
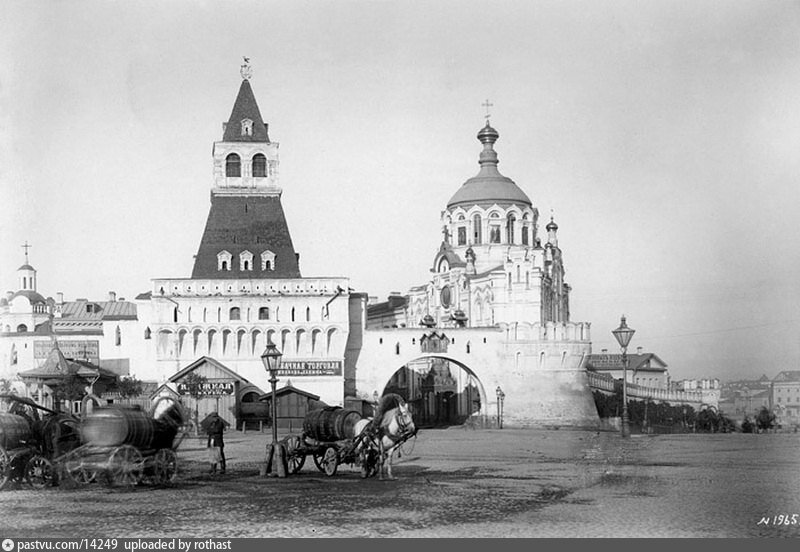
left=206, top=412, right=226, bottom=474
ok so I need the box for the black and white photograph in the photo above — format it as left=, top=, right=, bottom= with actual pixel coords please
left=1, top=0, right=799, bottom=539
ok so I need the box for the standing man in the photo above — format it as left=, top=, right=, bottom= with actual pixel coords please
left=206, top=412, right=227, bottom=474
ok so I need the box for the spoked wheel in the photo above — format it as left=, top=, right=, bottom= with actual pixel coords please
left=321, top=446, right=338, bottom=477
left=105, top=445, right=143, bottom=487
left=359, top=448, right=379, bottom=479
left=284, top=436, right=305, bottom=475
left=0, top=447, right=10, bottom=491
left=63, top=450, right=97, bottom=485
left=25, top=455, right=56, bottom=489
left=153, top=449, right=178, bottom=485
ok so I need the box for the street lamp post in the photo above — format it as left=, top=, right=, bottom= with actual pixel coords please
left=496, top=386, right=505, bottom=429
left=612, top=315, right=635, bottom=439
left=261, top=340, right=287, bottom=477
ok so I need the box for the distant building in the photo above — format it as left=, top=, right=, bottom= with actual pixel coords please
left=586, top=348, right=670, bottom=389
left=771, top=370, right=800, bottom=429
left=720, top=375, right=772, bottom=419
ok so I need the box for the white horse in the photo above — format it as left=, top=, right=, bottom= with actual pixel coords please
left=354, top=397, right=416, bottom=480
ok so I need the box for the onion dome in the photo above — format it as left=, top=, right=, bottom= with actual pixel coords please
left=447, top=121, right=532, bottom=209
left=546, top=217, right=558, bottom=231
left=18, top=264, right=34, bottom=271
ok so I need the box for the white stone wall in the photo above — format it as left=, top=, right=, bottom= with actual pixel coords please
left=351, top=322, right=598, bottom=427
left=143, top=276, right=351, bottom=406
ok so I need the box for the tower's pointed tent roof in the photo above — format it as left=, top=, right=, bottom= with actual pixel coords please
left=447, top=121, right=532, bottom=209
left=191, top=74, right=300, bottom=279
left=191, top=195, right=301, bottom=279
left=223, top=79, right=270, bottom=143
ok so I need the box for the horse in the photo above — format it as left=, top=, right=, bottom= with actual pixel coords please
left=354, top=395, right=416, bottom=481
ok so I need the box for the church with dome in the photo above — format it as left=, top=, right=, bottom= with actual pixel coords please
left=361, top=118, right=597, bottom=427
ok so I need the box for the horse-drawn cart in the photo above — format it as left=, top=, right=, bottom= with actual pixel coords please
left=62, top=397, right=186, bottom=487
left=282, top=407, right=380, bottom=477
left=282, top=397, right=416, bottom=479
left=0, top=395, right=82, bottom=489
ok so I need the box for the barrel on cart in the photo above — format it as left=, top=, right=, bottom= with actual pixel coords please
left=0, top=395, right=82, bottom=490
left=62, top=397, right=187, bottom=487
left=282, top=406, right=379, bottom=478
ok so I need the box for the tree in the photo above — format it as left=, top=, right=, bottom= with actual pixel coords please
left=52, top=376, right=89, bottom=412
left=755, top=407, right=776, bottom=433
left=181, top=372, right=208, bottom=435
left=115, top=376, right=144, bottom=399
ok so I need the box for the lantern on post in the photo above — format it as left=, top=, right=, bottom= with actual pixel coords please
left=612, top=315, right=636, bottom=438
left=261, top=340, right=287, bottom=477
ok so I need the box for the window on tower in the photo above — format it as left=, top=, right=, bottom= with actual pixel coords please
left=457, top=227, right=467, bottom=246
left=240, top=250, right=253, bottom=271
left=241, top=119, right=253, bottom=136
left=217, top=250, right=232, bottom=271
left=490, top=225, right=501, bottom=243
left=226, top=153, right=241, bottom=177
left=252, top=154, right=267, bottom=177
left=507, top=214, right=516, bottom=244
left=230, top=307, right=241, bottom=321
left=473, top=214, right=482, bottom=244
left=259, top=307, right=270, bottom=320
left=261, top=250, right=276, bottom=271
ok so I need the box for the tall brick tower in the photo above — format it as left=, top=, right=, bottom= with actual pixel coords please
left=191, top=61, right=301, bottom=280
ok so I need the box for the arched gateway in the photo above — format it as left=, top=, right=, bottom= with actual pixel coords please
left=350, top=326, right=600, bottom=428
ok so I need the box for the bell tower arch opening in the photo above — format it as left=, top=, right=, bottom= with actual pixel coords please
left=378, top=356, right=486, bottom=428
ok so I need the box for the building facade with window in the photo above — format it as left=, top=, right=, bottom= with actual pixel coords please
left=0, top=258, right=141, bottom=399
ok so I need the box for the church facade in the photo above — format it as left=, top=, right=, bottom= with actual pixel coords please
left=354, top=120, right=597, bottom=427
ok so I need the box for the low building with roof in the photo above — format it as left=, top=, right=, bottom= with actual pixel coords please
left=586, top=348, right=670, bottom=389
left=0, top=251, right=144, bottom=385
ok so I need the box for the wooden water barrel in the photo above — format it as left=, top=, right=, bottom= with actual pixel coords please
left=303, top=407, right=362, bottom=442
left=0, top=412, right=32, bottom=449
left=82, top=407, right=176, bottom=450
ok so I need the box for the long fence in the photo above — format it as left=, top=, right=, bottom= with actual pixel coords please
left=587, top=371, right=711, bottom=409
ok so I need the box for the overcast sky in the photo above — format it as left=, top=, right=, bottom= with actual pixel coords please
left=2, top=0, right=799, bottom=382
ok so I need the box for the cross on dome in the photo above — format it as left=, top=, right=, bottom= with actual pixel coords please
left=21, top=241, right=31, bottom=264
left=482, top=99, right=494, bottom=122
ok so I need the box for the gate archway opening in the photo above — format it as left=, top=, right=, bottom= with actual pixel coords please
left=379, top=356, right=485, bottom=429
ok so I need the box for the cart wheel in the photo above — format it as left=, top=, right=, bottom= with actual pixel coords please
left=105, top=445, right=143, bottom=487
left=153, top=449, right=178, bottom=485
left=63, top=450, right=97, bottom=485
left=359, top=448, right=379, bottom=479
left=0, top=447, right=10, bottom=491
left=322, top=446, right=338, bottom=477
left=284, top=436, right=305, bottom=475
left=25, top=455, right=56, bottom=489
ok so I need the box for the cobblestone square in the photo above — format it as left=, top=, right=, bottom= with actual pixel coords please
left=1, top=427, right=798, bottom=538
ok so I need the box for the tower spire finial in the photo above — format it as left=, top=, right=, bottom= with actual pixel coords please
left=240, top=56, right=252, bottom=80
left=482, top=99, right=494, bottom=123
left=21, top=241, right=31, bottom=264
